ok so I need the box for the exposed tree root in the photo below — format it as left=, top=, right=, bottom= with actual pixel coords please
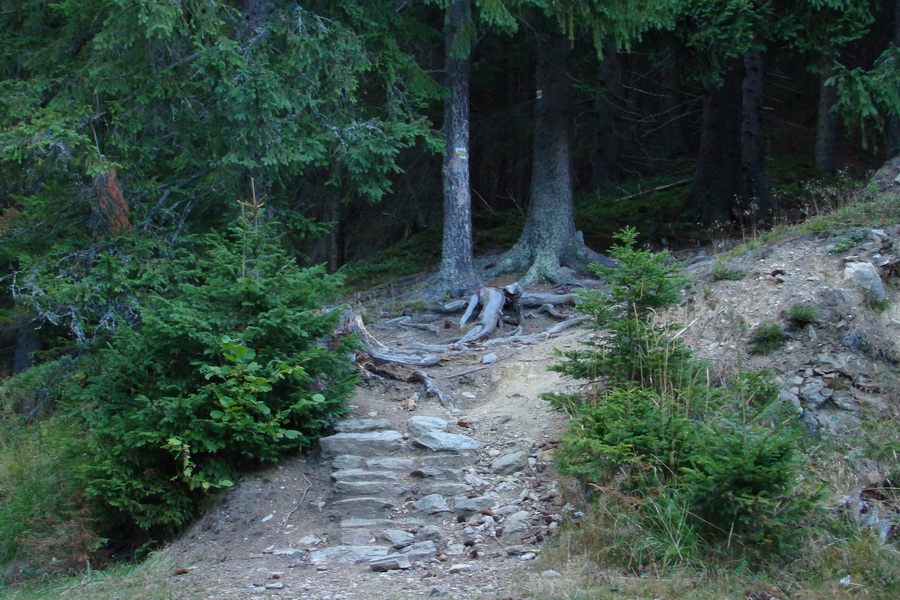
left=485, top=231, right=615, bottom=288
left=343, top=285, right=586, bottom=407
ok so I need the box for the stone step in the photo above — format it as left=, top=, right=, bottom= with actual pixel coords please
left=334, top=480, right=409, bottom=497
left=419, top=482, right=472, bottom=496
left=411, top=431, right=483, bottom=453
left=329, top=497, right=395, bottom=519
left=332, top=469, right=399, bottom=483
left=335, top=418, right=392, bottom=433
left=320, top=431, right=404, bottom=457
left=309, top=545, right=390, bottom=565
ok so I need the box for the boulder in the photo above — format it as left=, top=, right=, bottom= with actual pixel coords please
left=843, top=261, right=887, bottom=303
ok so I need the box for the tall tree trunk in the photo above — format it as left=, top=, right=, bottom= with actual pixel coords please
left=687, top=60, right=744, bottom=224
left=488, top=31, right=613, bottom=286
left=740, top=48, right=770, bottom=214
left=816, top=66, right=839, bottom=174
left=591, top=45, right=623, bottom=187
left=426, top=0, right=481, bottom=298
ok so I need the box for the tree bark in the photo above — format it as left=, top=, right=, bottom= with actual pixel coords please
left=816, top=66, right=839, bottom=174
left=686, top=60, right=744, bottom=224
left=426, top=0, right=482, bottom=299
left=488, top=31, right=613, bottom=286
left=740, top=47, right=770, bottom=214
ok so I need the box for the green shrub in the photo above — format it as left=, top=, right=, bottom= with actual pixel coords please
left=784, top=303, right=820, bottom=326
left=710, top=261, right=746, bottom=281
left=66, top=212, right=357, bottom=538
left=548, top=229, right=816, bottom=564
left=550, top=227, right=694, bottom=394
left=748, top=323, right=785, bottom=354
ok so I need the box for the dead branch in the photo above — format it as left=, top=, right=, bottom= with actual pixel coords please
left=613, top=178, right=690, bottom=202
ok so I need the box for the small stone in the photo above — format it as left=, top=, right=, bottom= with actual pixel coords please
left=541, top=570, right=562, bottom=578
left=261, top=514, right=274, bottom=522
left=415, top=525, right=442, bottom=541
left=448, top=563, right=475, bottom=574
left=412, top=494, right=450, bottom=515
left=453, top=496, right=495, bottom=514
left=402, top=540, right=438, bottom=560
left=491, top=451, right=528, bottom=475
left=382, top=529, right=415, bottom=549
left=369, top=554, right=411, bottom=572
left=265, top=582, right=285, bottom=590
left=481, top=352, right=498, bottom=364
left=430, top=587, right=448, bottom=597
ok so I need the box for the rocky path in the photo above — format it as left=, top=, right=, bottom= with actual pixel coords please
left=166, top=328, right=583, bottom=600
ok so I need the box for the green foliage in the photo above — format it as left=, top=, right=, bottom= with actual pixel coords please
left=784, top=303, right=819, bottom=326
left=551, top=227, right=693, bottom=392
left=748, top=323, right=785, bottom=354
left=66, top=213, right=357, bottom=536
left=831, top=45, right=900, bottom=150
left=548, top=231, right=816, bottom=563
left=0, top=418, right=98, bottom=579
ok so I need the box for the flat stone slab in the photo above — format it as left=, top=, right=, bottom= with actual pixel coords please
left=412, top=431, right=483, bottom=453
left=320, top=431, right=404, bottom=456
left=370, top=554, right=411, bottom=571
left=367, top=458, right=416, bottom=471
left=309, top=545, right=390, bottom=565
left=421, top=482, right=472, bottom=496
left=335, top=480, right=408, bottom=498
left=336, top=418, right=392, bottom=433
left=332, top=455, right=367, bottom=470
left=332, top=469, right=400, bottom=483
left=452, top=496, right=496, bottom=514
left=412, top=494, right=450, bottom=515
left=407, top=416, right=449, bottom=438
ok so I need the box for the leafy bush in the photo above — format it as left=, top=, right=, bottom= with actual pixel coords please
left=549, top=229, right=816, bottom=563
left=66, top=213, right=357, bottom=537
